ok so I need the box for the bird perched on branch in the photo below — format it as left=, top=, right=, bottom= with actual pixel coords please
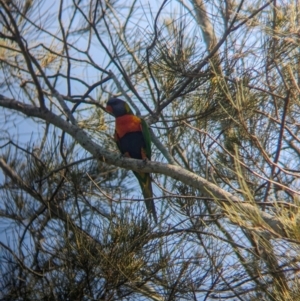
left=106, top=98, right=157, bottom=224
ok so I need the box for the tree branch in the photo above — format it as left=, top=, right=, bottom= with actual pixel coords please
left=0, top=94, right=286, bottom=237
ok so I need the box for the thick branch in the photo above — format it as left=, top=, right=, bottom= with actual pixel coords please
left=0, top=94, right=285, bottom=236
left=192, top=0, right=218, bottom=51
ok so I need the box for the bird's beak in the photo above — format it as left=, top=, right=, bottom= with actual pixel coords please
left=106, top=105, right=113, bottom=114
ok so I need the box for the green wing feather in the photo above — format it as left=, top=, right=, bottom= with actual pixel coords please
left=138, top=119, right=157, bottom=223
left=140, top=118, right=151, bottom=160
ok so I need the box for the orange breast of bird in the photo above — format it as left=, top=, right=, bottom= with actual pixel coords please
left=115, top=115, right=142, bottom=139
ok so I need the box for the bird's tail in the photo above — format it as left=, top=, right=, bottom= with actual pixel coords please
left=134, top=171, right=157, bottom=224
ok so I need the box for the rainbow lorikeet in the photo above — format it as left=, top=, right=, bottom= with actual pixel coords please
left=106, top=98, right=157, bottom=223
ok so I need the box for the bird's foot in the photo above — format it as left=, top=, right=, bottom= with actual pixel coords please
left=122, top=152, right=131, bottom=158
